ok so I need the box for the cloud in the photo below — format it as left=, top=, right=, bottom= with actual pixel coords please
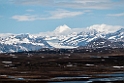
left=12, top=9, right=88, bottom=21
left=12, top=0, right=54, bottom=5
left=12, top=15, right=38, bottom=21
left=73, top=0, right=110, bottom=3
left=10, top=0, right=123, bottom=10
left=108, top=12, right=124, bottom=17
left=88, top=24, right=122, bottom=33
left=59, top=0, right=120, bottom=9
left=46, top=9, right=86, bottom=19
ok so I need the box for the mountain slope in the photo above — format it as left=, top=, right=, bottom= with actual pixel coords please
left=57, top=28, right=124, bottom=48
left=0, top=25, right=124, bottom=53
left=87, top=38, right=123, bottom=48
left=0, top=34, right=51, bottom=53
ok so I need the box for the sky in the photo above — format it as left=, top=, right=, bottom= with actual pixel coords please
left=0, top=0, right=124, bottom=34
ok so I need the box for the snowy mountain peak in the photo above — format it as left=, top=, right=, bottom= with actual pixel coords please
left=88, top=24, right=122, bottom=34
left=0, top=24, right=124, bottom=53
left=54, top=24, right=71, bottom=34
left=15, top=33, right=34, bottom=39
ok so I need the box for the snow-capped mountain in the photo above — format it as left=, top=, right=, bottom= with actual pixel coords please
left=58, top=27, right=124, bottom=48
left=0, top=34, right=51, bottom=53
left=51, top=24, right=123, bottom=48
left=88, top=24, right=122, bottom=34
left=106, top=28, right=124, bottom=41
left=87, top=38, right=123, bottom=48
left=0, top=24, right=124, bottom=53
left=54, top=24, right=71, bottom=35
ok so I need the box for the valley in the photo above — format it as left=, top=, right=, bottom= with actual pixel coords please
left=0, top=48, right=124, bottom=83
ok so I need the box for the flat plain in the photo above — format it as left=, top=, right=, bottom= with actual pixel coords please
left=0, top=48, right=124, bottom=83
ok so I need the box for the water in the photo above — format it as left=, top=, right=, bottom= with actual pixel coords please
left=51, top=76, right=90, bottom=80
left=49, top=81, right=92, bottom=83
left=49, top=72, right=124, bottom=83
left=7, top=75, right=25, bottom=81
left=90, top=72, right=124, bottom=82
left=3, top=72, right=124, bottom=82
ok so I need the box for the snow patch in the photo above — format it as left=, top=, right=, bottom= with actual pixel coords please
left=47, top=41, right=76, bottom=49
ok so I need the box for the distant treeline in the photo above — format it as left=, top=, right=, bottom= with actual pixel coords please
left=5, top=47, right=124, bottom=55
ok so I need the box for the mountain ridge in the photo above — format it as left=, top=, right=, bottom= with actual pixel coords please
left=0, top=24, right=124, bottom=53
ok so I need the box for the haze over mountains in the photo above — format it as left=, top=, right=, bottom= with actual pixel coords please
left=0, top=24, right=124, bottom=53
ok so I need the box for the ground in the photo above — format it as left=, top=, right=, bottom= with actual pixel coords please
left=0, top=48, right=124, bottom=83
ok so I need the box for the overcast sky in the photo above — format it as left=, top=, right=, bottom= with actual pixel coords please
left=0, top=0, right=124, bottom=34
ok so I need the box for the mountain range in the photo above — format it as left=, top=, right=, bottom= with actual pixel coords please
left=0, top=24, right=124, bottom=53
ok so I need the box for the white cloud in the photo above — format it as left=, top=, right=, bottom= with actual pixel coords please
left=62, top=0, right=124, bottom=10
left=88, top=24, right=122, bottom=33
left=12, top=9, right=88, bottom=21
left=46, top=9, right=86, bottom=19
left=73, top=0, right=111, bottom=4
left=12, top=0, right=54, bottom=5
left=12, top=15, right=38, bottom=21
left=108, top=12, right=124, bottom=17
left=11, top=0, right=123, bottom=10
left=60, top=0, right=116, bottom=9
